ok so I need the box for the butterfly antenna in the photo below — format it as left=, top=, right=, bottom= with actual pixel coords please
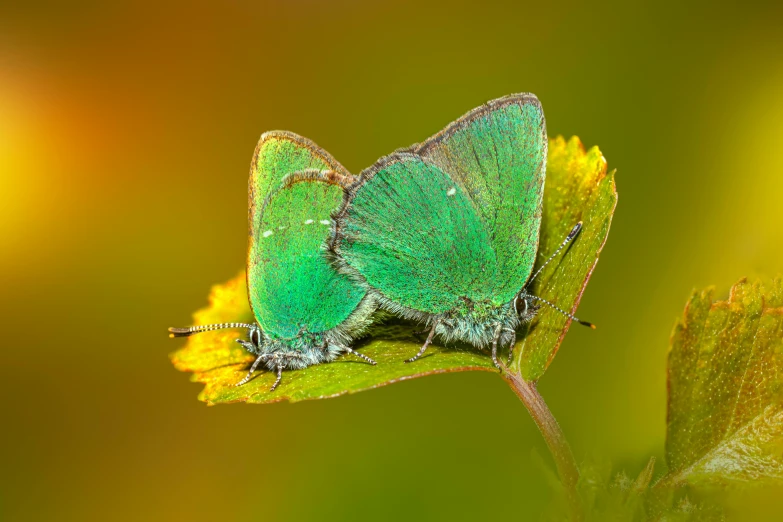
left=168, top=322, right=256, bottom=338
left=523, top=293, right=595, bottom=329
left=524, top=222, right=582, bottom=290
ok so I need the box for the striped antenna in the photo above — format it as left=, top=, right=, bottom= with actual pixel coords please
left=168, top=323, right=256, bottom=338
left=524, top=222, right=582, bottom=290
left=521, top=294, right=595, bottom=329
left=515, top=221, right=595, bottom=329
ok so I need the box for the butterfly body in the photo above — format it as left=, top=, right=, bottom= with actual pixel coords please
left=171, top=132, right=377, bottom=389
left=172, top=94, right=591, bottom=383
left=236, top=329, right=349, bottom=371
left=330, top=94, right=550, bottom=361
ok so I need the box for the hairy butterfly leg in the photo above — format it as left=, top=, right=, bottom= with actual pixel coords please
left=270, top=364, right=284, bottom=391
left=504, top=328, right=517, bottom=366
left=343, top=346, right=377, bottom=365
left=491, top=324, right=504, bottom=368
left=235, top=339, right=258, bottom=354
left=405, top=321, right=440, bottom=364
left=236, top=353, right=270, bottom=387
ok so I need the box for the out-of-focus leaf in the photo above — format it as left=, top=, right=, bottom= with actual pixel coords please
left=512, top=136, right=617, bottom=381
left=576, top=458, right=654, bottom=522
left=541, top=457, right=726, bottom=521
left=170, top=136, right=615, bottom=404
left=645, top=491, right=727, bottom=522
left=663, top=277, right=783, bottom=487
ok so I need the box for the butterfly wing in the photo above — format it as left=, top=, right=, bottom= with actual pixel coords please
left=249, top=133, right=367, bottom=338
left=250, top=131, right=351, bottom=241
left=334, top=94, right=546, bottom=316
left=415, top=94, right=547, bottom=302
left=334, top=154, right=497, bottom=315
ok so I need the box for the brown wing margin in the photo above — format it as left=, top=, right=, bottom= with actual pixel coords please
left=415, top=93, right=541, bottom=154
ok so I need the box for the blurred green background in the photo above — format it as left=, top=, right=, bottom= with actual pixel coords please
left=2, top=0, right=782, bottom=520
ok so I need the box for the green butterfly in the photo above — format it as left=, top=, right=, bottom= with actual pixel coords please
left=170, top=132, right=377, bottom=390
left=329, top=93, right=592, bottom=368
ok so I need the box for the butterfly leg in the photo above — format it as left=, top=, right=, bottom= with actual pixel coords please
left=505, top=328, right=517, bottom=366
left=235, top=339, right=257, bottom=354
left=491, top=324, right=504, bottom=368
left=344, top=346, right=377, bottom=365
left=405, top=321, right=439, bottom=363
left=235, top=353, right=269, bottom=387
left=270, top=364, right=284, bottom=391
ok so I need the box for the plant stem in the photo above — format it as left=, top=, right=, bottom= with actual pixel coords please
left=503, top=372, right=583, bottom=522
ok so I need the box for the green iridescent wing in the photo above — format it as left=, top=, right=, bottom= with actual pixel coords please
left=249, top=131, right=352, bottom=241
left=417, top=95, right=547, bottom=301
left=334, top=94, right=546, bottom=314
left=248, top=133, right=367, bottom=338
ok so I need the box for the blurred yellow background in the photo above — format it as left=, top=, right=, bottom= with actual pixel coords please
left=2, top=1, right=782, bottom=520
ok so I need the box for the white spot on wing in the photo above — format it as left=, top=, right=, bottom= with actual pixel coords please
left=262, top=230, right=273, bottom=238
left=320, top=220, right=330, bottom=225
left=447, top=187, right=457, bottom=196
left=304, top=219, right=314, bottom=225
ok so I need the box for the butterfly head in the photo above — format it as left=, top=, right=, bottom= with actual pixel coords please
left=435, top=300, right=520, bottom=349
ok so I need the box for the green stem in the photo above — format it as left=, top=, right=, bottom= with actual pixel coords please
left=503, top=372, right=583, bottom=522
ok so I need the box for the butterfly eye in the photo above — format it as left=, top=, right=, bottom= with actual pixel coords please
left=516, top=295, right=528, bottom=316
left=249, top=326, right=261, bottom=347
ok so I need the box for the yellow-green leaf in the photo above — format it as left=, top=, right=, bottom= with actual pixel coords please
left=663, top=277, right=783, bottom=487
left=170, top=273, right=495, bottom=404
left=513, top=136, right=617, bottom=381
left=170, top=136, right=616, bottom=404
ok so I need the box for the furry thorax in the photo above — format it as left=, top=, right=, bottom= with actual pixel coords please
left=236, top=292, right=378, bottom=371
left=357, top=285, right=540, bottom=350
